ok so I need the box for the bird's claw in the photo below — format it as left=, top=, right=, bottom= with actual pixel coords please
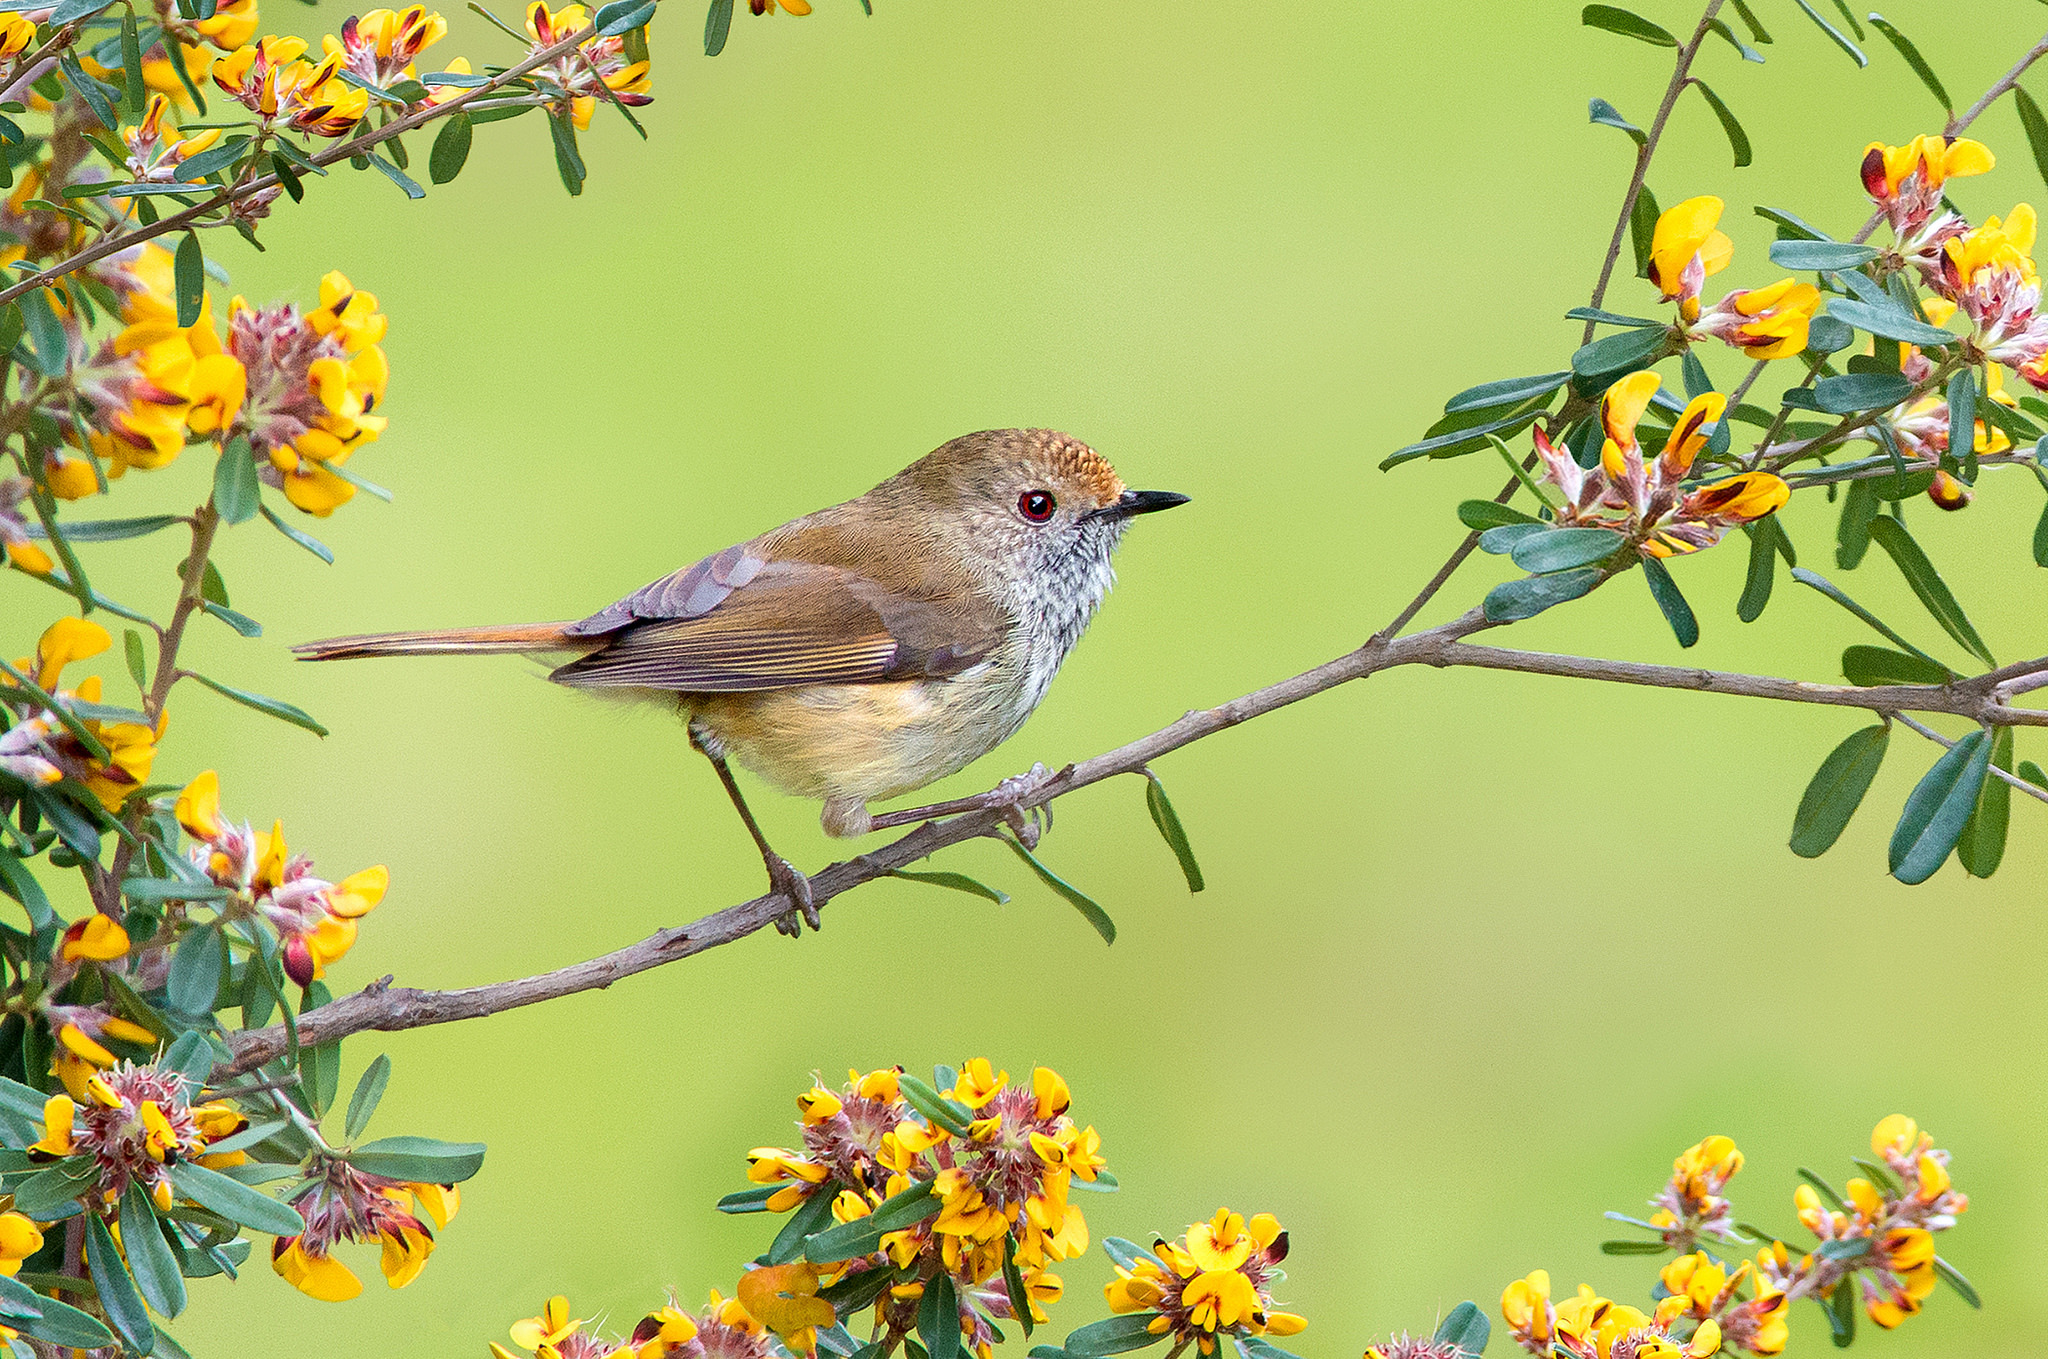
left=765, top=854, right=820, bottom=937
left=994, top=763, right=1053, bottom=849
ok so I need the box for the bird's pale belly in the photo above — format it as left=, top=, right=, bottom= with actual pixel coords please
left=685, top=664, right=1031, bottom=829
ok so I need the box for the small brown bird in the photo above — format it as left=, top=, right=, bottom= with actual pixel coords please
left=294, top=429, right=1187, bottom=931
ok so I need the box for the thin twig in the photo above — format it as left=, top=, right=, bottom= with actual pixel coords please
left=1895, top=713, right=2048, bottom=805
left=1581, top=0, right=1728, bottom=342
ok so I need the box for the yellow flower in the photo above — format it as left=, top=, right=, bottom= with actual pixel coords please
left=751, top=0, right=812, bottom=13
left=508, top=1295, right=580, bottom=1349
left=796, top=1085, right=842, bottom=1125
left=176, top=769, right=225, bottom=840
left=193, top=0, right=261, bottom=50
left=1185, top=1209, right=1253, bottom=1272
left=0, top=1213, right=42, bottom=1276
left=1032, top=1066, right=1070, bottom=1119
left=59, top=915, right=130, bottom=962
left=33, top=616, right=110, bottom=687
left=27, top=1094, right=74, bottom=1158
left=1673, top=471, right=1789, bottom=527
left=1182, top=1269, right=1260, bottom=1332
left=1502, top=1270, right=1552, bottom=1343
left=1696, top=278, right=1820, bottom=359
left=736, top=1263, right=833, bottom=1355
left=1861, top=135, right=1993, bottom=200
left=1871, top=1115, right=1921, bottom=1161
left=1649, top=196, right=1733, bottom=316
left=1942, top=205, right=2038, bottom=292
left=1660, top=391, right=1726, bottom=478
left=0, top=13, right=32, bottom=56
left=950, top=1058, right=1007, bottom=1109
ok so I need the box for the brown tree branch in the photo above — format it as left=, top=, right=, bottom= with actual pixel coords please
left=220, top=608, right=2048, bottom=1075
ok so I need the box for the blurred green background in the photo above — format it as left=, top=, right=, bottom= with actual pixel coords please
left=13, top=0, right=2048, bottom=1353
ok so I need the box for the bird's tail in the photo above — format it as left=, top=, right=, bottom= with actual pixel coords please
left=292, top=622, right=586, bottom=662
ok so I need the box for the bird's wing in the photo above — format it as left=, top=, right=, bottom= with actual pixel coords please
left=548, top=555, right=1005, bottom=692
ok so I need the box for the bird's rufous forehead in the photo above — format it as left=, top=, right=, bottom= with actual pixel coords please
left=1042, top=433, right=1126, bottom=505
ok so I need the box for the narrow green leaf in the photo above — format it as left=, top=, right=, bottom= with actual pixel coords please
left=1827, top=0, right=1863, bottom=39
left=1640, top=554, right=1698, bottom=647
left=185, top=671, right=328, bottom=736
left=1433, top=1302, right=1490, bottom=1357
left=84, top=1211, right=153, bottom=1355
left=1587, top=97, right=1645, bottom=145
left=1836, top=479, right=1879, bottom=569
left=1564, top=306, right=1662, bottom=328
left=1382, top=412, right=1542, bottom=469
left=2021, top=759, right=2048, bottom=790
left=1738, top=521, right=1776, bottom=622
left=1957, top=727, right=2012, bottom=879
left=1570, top=324, right=1668, bottom=380
left=1629, top=185, right=1660, bottom=280
left=1600, top=1239, right=1675, bottom=1255
left=800, top=1181, right=938, bottom=1263
left=1681, top=349, right=1711, bottom=401
left=1812, top=371, right=1913, bottom=414
left=166, top=1162, right=304, bottom=1236
left=1768, top=240, right=1880, bottom=271
left=259, top=504, right=334, bottom=564
left=201, top=601, right=261, bottom=638
left=368, top=152, right=424, bottom=199
left=1510, top=527, right=1623, bottom=573
left=703, top=0, right=733, bottom=54
left=1483, top=567, right=1603, bottom=623
left=1142, top=771, right=1204, bottom=893
left=211, top=438, right=259, bottom=525
left=548, top=109, right=584, bottom=196
left=1754, top=204, right=1830, bottom=241
left=166, top=924, right=225, bottom=1015
left=591, top=0, right=656, bottom=34
left=1002, top=1234, right=1034, bottom=1338
left=1731, top=0, right=1772, bottom=41
left=1866, top=516, right=1995, bottom=666
left=349, top=1135, right=487, bottom=1183
left=1690, top=80, right=1751, bottom=167
left=1828, top=298, right=1953, bottom=347
left=120, top=8, right=145, bottom=115
left=1866, top=14, right=1950, bottom=111
left=1841, top=645, right=1954, bottom=687
left=29, top=514, right=184, bottom=543
left=1458, top=500, right=1541, bottom=531
left=1791, top=723, right=1890, bottom=857
left=2016, top=88, right=2048, bottom=197
left=895, top=1076, right=972, bottom=1136
left=1790, top=0, right=1866, bottom=64
left=1704, top=16, right=1764, bottom=62
left=1932, top=1256, right=1982, bottom=1309
left=1001, top=834, right=1115, bottom=945
left=1889, top=729, right=1991, bottom=884
left=1948, top=369, right=1977, bottom=481
left=764, top=1184, right=838, bottom=1264
left=18, top=288, right=66, bottom=377
left=344, top=1052, right=391, bottom=1140
left=1829, top=1277, right=1858, bottom=1347
left=716, top=1185, right=781, bottom=1213
left=0, top=1272, right=114, bottom=1350
left=1791, top=568, right=1947, bottom=666
left=0, top=845, right=56, bottom=930
left=918, top=1273, right=961, bottom=1359
left=119, top=1180, right=185, bottom=1318
left=885, top=869, right=1009, bottom=905
left=1061, top=1315, right=1168, bottom=1358
left=429, top=110, right=471, bottom=184
left=1581, top=5, right=1676, bottom=45
left=1443, top=371, right=1568, bottom=414
left=1478, top=522, right=1548, bottom=555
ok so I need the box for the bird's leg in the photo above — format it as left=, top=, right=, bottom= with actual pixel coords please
left=692, top=736, right=818, bottom=937
left=865, top=763, right=1059, bottom=848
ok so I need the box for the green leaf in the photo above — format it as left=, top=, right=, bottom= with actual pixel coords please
left=185, top=672, right=327, bottom=736
left=210, top=438, right=259, bottom=526
left=172, top=231, right=204, bottom=328
left=1957, top=727, right=2012, bottom=879
left=884, top=869, right=1009, bottom=905
left=765, top=1183, right=839, bottom=1264
left=1061, top=1315, right=1168, bottom=1358
left=349, top=1135, right=486, bottom=1183
left=201, top=600, right=261, bottom=638
left=1828, top=298, right=1953, bottom=347
left=11, top=1159, right=98, bottom=1219
left=1381, top=411, right=1542, bottom=469
left=1483, top=567, right=1603, bottom=623
left=1835, top=479, right=1879, bottom=569
left=1889, top=729, right=1991, bottom=884
left=259, top=504, right=334, bottom=565
left=1769, top=240, right=1880, bottom=271
left=1570, top=325, right=1667, bottom=381
left=1509, top=527, right=1623, bottom=573
left=367, top=152, right=424, bottom=199
left=918, top=1273, right=961, bottom=1359
left=1239, top=1341, right=1303, bottom=1359
left=801, top=1181, right=939, bottom=1263
left=1142, top=771, right=1204, bottom=893
left=1790, top=724, right=1889, bottom=858
left=716, top=1184, right=781, bottom=1213
left=1704, top=16, right=1764, bottom=62
left=60, top=51, right=119, bottom=131
left=344, top=1052, right=391, bottom=1140
left=0, top=1274, right=114, bottom=1351
left=1580, top=5, right=1676, bottom=45
left=85, top=1210, right=153, bottom=1355
left=2022, top=759, right=2048, bottom=790
left=1789, top=0, right=1866, bottom=63
left=1433, top=1302, right=1490, bottom=1357
left=2016, top=88, right=2048, bottom=197
left=1949, top=369, right=1978, bottom=480
left=1443, top=372, right=1568, bottom=414
left=428, top=110, right=471, bottom=184
left=0, top=846, right=55, bottom=931
left=166, top=923, right=225, bottom=1015
left=1828, top=1277, right=1858, bottom=1348
left=1002, top=1234, right=1033, bottom=1338
left=1812, top=372, right=1913, bottom=414
left=120, top=8, right=145, bottom=115
left=1866, top=14, right=1949, bottom=111
left=1599, top=1239, right=1674, bottom=1255
left=18, top=288, right=65, bottom=378
left=119, top=1180, right=185, bottom=1319
left=1841, top=645, right=1954, bottom=687
left=1932, top=1256, right=1982, bottom=1309
left=1478, top=523, right=1549, bottom=555
left=896, top=1076, right=973, bottom=1137
left=1689, top=80, right=1750, bottom=167
left=29, top=514, right=184, bottom=543
left=1793, top=568, right=1948, bottom=667
left=1587, top=97, right=1645, bottom=145
left=1458, top=500, right=1541, bottom=531
left=703, top=0, right=733, bottom=55
left=1866, top=516, right=1995, bottom=666
left=1001, top=834, right=1115, bottom=945
left=1640, top=555, right=1698, bottom=647
left=591, top=0, right=655, bottom=34
left=1681, top=349, right=1712, bottom=401
left=1738, top=521, right=1777, bottom=622
left=547, top=109, right=584, bottom=196
left=1564, top=306, right=1662, bottom=329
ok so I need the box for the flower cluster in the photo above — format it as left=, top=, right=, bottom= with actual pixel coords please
left=28, top=1062, right=247, bottom=1208
left=488, top=1291, right=757, bottom=1359
left=1, top=617, right=162, bottom=809
left=525, top=2, right=655, bottom=130
left=273, top=1156, right=458, bottom=1300
left=1503, top=1119, right=1968, bottom=1359
left=745, top=1061, right=1101, bottom=1354
left=1649, top=195, right=1820, bottom=357
left=212, top=34, right=372, bottom=136
left=175, top=769, right=389, bottom=985
left=1532, top=372, right=1788, bottom=558
left=1103, top=1209, right=1305, bottom=1356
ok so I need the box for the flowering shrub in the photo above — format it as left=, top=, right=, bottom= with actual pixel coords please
left=0, top=0, right=2028, bottom=1354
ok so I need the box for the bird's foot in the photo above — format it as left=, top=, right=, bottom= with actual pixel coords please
left=764, top=853, right=820, bottom=937
left=866, top=763, right=1059, bottom=846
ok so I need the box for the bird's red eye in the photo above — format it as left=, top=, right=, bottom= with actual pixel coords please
left=1018, top=489, right=1056, bottom=522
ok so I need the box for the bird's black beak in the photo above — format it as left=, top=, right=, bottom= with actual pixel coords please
left=1087, top=489, right=1190, bottom=521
